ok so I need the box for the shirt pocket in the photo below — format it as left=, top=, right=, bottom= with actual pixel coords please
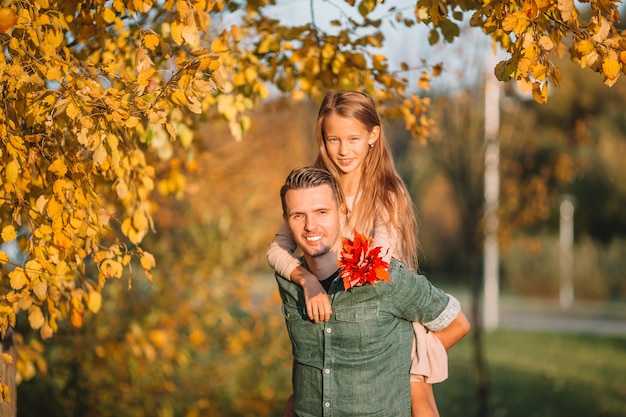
left=333, top=303, right=384, bottom=355
left=281, top=304, right=321, bottom=367
left=334, top=304, right=379, bottom=322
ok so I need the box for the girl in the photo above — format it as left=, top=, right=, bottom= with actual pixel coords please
left=268, top=90, right=461, bottom=417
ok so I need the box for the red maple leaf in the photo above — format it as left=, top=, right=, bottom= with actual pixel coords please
left=338, top=231, right=390, bottom=291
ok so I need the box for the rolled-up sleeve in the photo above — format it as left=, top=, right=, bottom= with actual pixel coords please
left=266, top=222, right=301, bottom=279
left=423, top=294, right=461, bottom=331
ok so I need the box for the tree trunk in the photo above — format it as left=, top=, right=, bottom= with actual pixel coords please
left=470, top=256, right=490, bottom=417
left=0, top=330, right=17, bottom=417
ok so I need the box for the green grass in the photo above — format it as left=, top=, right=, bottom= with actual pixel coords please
left=435, top=330, right=626, bottom=417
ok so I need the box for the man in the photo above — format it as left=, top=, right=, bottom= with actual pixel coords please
left=275, top=167, right=470, bottom=417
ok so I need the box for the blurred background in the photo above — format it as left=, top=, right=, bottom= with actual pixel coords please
left=13, top=24, right=626, bottom=417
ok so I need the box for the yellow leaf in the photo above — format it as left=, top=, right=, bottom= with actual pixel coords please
left=5, top=159, right=19, bottom=183
left=137, top=68, right=156, bottom=85
left=45, top=28, right=64, bottom=48
left=28, top=306, right=45, bottom=330
left=538, top=36, right=554, bottom=51
left=46, top=67, right=64, bottom=83
left=171, top=89, right=188, bottom=106
left=97, top=209, right=111, bottom=227
left=103, top=7, right=116, bottom=24
left=602, top=55, right=620, bottom=81
left=25, top=260, right=43, bottom=280
left=165, top=122, right=176, bottom=138
left=87, top=291, right=102, bottom=313
left=171, top=20, right=184, bottom=45
left=230, top=24, right=241, bottom=41
left=557, top=0, right=574, bottom=23
left=132, top=210, right=149, bottom=231
left=0, top=251, right=9, bottom=264
left=576, top=39, right=595, bottom=55
left=32, top=281, right=47, bottom=299
left=136, top=46, right=153, bottom=72
left=9, top=268, right=27, bottom=290
left=40, top=321, right=54, bottom=339
left=47, top=197, right=63, bottom=219
left=113, top=0, right=125, bottom=12
left=187, top=96, right=202, bottom=114
left=211, top=37, right=227, bottom=53
left=126, top=116, right=140, bottom=128
left=322, top=43, right=335, bottom=60
left=70, top=308, right=83, bottom=328
left=144, top=33, right=160, bottom=50
left=66, top=101, right=80, bottom=119
left=373, top=54, right=387, bottom=71
left=182, top=24, right=199, bottom=46
left=93, top=144, right=107, bottom=166
left=140, top=251, right=156, bottom=270
left=100, top=259, right=123, bottom=279
left=531, top=63, right=548, bottom=81
left=1, top=225, right=17, bottom=242
left=417, top=72, right=430, bottom=91
left=501, top=14, right=518, bottom=32
left=69, top=217, right=82, bottom=229
left=74, top=188, right=89, bottom=206
left=116, top=180, right=129, bottom=199
left=1, top=383, right=11, bottom=404
left=35, top=195, right=48, bottom=214
left=48, top=158, right=67, bottom=177
left=2, top=353, right=13, bottom=365
left=93, top=251, right=107, bottom=264
left=531, top=81, right=548, bottom=103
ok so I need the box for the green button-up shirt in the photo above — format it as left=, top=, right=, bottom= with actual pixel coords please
left=276, top=259, right=457, bottom=417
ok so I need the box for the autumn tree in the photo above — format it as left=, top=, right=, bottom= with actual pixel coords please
left=1, top=0, right=625, bottom=413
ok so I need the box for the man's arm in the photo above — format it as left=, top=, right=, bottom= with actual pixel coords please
left=387, top=260, right=466, bottom=335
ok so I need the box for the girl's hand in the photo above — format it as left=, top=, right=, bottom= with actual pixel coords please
left=291, top=266, right=332, bottom=322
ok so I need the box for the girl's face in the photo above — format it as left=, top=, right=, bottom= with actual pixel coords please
left=323, top=114, right=379, bottom=177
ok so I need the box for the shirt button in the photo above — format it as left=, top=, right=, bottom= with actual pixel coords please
left=326, top=328, right=332, bottom=333
left=324, top=368, right=331, bottom=374
left=324, top=402, right=331, bottom=408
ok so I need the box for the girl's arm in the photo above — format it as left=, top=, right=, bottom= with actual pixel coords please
left=266, top=222, right=301, bottom=279
left=431, top=310, right=471, bottom=350
left=267, top=222, right=333, bottom=322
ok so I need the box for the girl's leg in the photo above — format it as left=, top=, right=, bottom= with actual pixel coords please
left=410, top=378, right=440, bottom=417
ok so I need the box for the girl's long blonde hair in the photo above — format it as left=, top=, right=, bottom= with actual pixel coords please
left=313, top=90, right=420, bottom=271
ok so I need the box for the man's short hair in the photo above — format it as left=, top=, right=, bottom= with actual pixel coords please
left=280, top=167, right=344, bottom=215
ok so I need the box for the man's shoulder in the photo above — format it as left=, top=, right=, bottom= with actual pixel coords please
left=386, top=258, right=432, bottom=290
left=388, top=258, right=412, bottom=279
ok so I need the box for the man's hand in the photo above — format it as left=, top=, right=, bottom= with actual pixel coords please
left=282, top=394, right=295, bottom=417
left=291, top=266, right=332, bottom=322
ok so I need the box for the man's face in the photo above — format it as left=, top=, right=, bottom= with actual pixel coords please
left=284, top=184, right=341, bottom=258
